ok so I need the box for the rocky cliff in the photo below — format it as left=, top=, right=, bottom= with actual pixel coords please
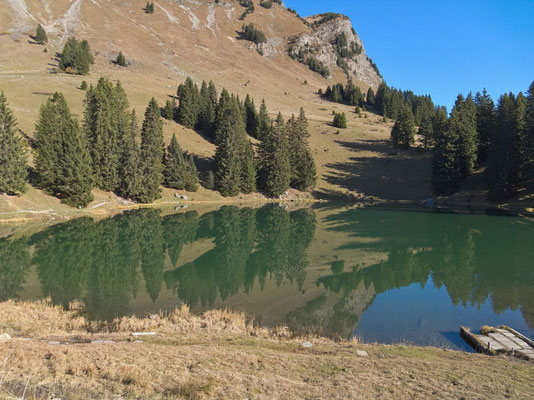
left=289, top=13, right=383, bottom=89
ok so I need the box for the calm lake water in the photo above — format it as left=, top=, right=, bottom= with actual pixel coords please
left=1, top=204, right=533, bottom=350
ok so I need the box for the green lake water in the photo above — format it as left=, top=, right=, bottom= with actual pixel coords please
left=1, top=204, right=533, bottom=350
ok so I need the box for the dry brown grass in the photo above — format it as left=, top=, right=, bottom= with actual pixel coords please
left=0, top=300, right=533, bottom=399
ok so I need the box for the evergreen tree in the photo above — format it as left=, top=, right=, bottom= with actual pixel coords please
left=83, top=78, right=130, bottom=192
left=451, top=94, right=478, bottom=178
left=59, top=37, right=94, bottom=75
left=474, top=89, right=495, bottom=164
left=198, top=81, right=215, bottom=135
left=240, top=140, right=257, bottom=194
left=418, top=114, right=434, bottom=150
left=176, top=77, right=200, bottom=129
left=510, top=93, right=528, bottom=190
left=391, top=106, right=415, bottom=149
left=288, top=108, right=316, bottom=191
left=244, top=94, right=259, bottom=137
left=35, top=24, right=48, bottom=44
left=118, top=110, right=141, bottom=199
left=259, top=113, right=291, bottom=197
left=163, top=99, right=175, bottom=120
left=432, top=114, right=459, bottom=195
left=366, top=87, right=375, bottom=106
left=34, top=93, right=94, bottom=207
left=55, top=118, right=95, bottom=207
left=0, top=92, right=27, bottom=195
left=137, top=99, right=164, bottom=203
left=332, top=112, right=347, bottom=129
left=164, top=134, right=199, bottom=192
left=256, top=99, right=271, bottom=140
left=214, top=101, right=243, bottom=196
left=80, top=80, right=88, bottom=90
left=526, top=81, right=534, bottom=154
left=116, top=51, right=127, bottom=67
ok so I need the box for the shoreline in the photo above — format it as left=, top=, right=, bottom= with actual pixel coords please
left=0, top=300, right=532, bottom=399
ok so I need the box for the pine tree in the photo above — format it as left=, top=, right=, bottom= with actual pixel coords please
left=83, top=78, right=129, bottom=192
left=244, top=94, right=259, bottom=137
left=332, top=112, right=347, bottom=129
left=452, top=93, right=478, bottom=178
left=432, top=113, right=460, bottom=195
left=118, top=110, right=141, bottom=199
left=176, top=77, right=200, bottom=129
left=116, top=51, right=127, bottom=67
left=259, top=113, right=291, bottom=197
left=391, top=106, right=415, bottom=149
left=526, top=81, right=534, bottom=155
left=474, top=89, right=495, bottom=164
left=198, top=81, right=215, bottom=135
left=80, top=80, right=88, bottom=91
left=288, top=108, right=316, bottom=191
left=163, top=99, right=175, bottom=120
left=164, top=134, right=188, bottom=190
left=0, top=92, right=27, bottom=195
left=487, top=94, right=515, bottom=200
left=214, top=101, right=243, bottom=196
left=137, top=98, right=164, bottom=203
left=510, top=92, right=528, bottom=190
left=184, top=155, right=199, bottom=192
left=240, top=140, right=257, bottom=194
left=35, top=24, right=48, bottom=44
left=256, top=99, right=271, bottom=140
left=55, top=118, right=94, bottom=208
left=366, top=87, right=375, bottom=106
left=34, top=93, right=94, bottom=207
left=418, top=114, right=434, bottom=150
left=59, top=37, right=94, bottom=75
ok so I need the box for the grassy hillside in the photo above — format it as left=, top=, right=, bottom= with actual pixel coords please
left=0, top=0, right=531, bottom=218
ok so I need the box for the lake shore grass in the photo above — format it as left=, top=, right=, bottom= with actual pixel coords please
left=0, top=300, right=533, bottom=399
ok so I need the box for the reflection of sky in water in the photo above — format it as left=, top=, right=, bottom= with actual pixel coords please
left=355, top=276, right=532, bottom=350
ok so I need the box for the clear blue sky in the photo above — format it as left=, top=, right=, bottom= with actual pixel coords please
left=284, top=0, right=534, bottom=110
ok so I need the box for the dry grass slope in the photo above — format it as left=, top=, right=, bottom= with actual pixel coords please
left=0, top=300, right=533, bottom=399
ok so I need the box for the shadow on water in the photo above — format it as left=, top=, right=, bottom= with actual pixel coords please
left=1, top=204, right=534, bottom=346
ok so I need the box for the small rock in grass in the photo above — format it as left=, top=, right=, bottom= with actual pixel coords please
left=0, top=334, right=11, bottom=342
left=48, top=341, right=61, bottom=345
left=301, top=341, right=313, bottom=348
left=356, top=350, right=369, bottom=357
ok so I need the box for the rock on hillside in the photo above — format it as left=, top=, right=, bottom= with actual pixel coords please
left=289, top=13, right=383, bottom=89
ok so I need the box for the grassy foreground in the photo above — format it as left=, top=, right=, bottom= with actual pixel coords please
left=0, top=301, right=532, bottom=399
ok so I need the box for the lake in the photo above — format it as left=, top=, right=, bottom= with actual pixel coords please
left=1, top=204, right=533, bottom=350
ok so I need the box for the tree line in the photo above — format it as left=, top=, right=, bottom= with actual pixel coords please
left=432, top=85, right=533, bottom=199
left=0, top=76, right=317, bottom=206
left=169, top=77, right=317, bottom=198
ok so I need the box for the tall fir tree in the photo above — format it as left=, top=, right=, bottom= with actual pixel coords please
left=510, top=92, right=528, bottom=190
left=240, top=140, right=257, bottom=194
left=391, top=106, right=415, bottom=149
left=366, top=87, right=375, bottom=106
left=474, top=89, right=496, bottom=164
left=176, top=77, right=200, bottom=129
left=0, top=92, right=27, bottom=195
left=432, top=109, right=460, bottom=195
left=452, top=93, right=478, bottom=178
left=418, top=114, right=434, bottom=150
left=35, top=24, right=48, bottom=44
left=83, top=78, right=130, bottom=192
left=244, top=94, right=259, bottom=137
left=259, top=112, right=291, bottom=197
left=164, top=134, right=199, bottom=192
left=198, top=81, right=216, bottom=135
left=118, top=110, right=141, bottom=199
left=287, top=108, right=316, bottom=191
left=256, top=99, right=271, bottom=140
left=163, top=99, right=175, bottom=120
left=526, top=81, right=534, bottom=155
left=34, top=93, right=94, bottom=207
left=137, top=98, right=165, bottom=203
left=214, top=100, right=243, bottom=196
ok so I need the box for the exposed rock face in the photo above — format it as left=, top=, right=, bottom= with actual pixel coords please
left=289, top=14, right=383, bottom=89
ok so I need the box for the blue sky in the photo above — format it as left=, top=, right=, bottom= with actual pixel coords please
left=284, top=0, right=534, bottom=110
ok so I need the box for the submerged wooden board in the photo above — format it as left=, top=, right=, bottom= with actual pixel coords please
left=461, top=326, right=534, bottom=361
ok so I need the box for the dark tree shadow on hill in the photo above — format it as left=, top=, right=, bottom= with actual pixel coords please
left=317, top=139, right=433, bottom=202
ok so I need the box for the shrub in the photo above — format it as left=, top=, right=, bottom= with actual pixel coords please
left=242, top=23, right=267, bottom=44
left=333, top=112, right=347, bottom=128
